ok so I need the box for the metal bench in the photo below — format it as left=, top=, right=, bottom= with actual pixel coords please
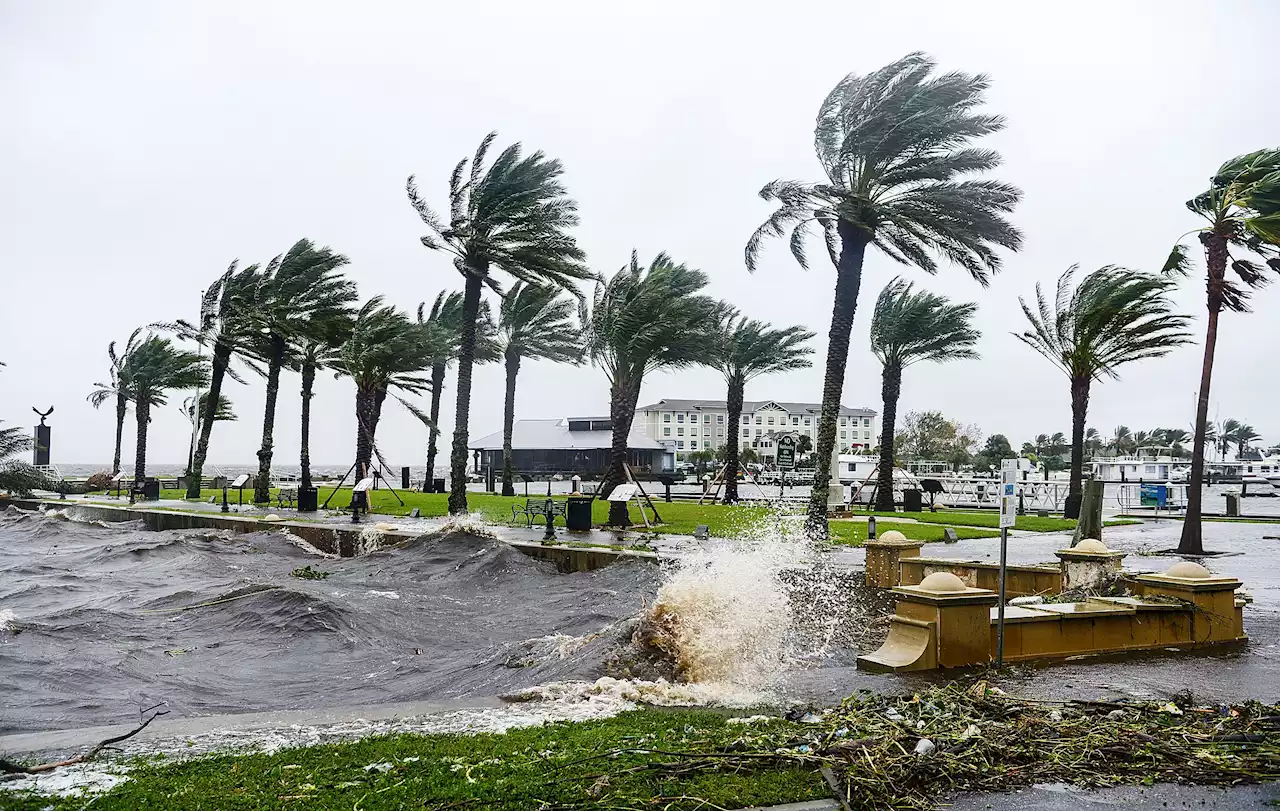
left=512, top=498, right=567, bottom=527
left=277, top=487, right=298, bottom=509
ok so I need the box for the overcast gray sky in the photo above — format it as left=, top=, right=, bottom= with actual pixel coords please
left=2, top=0, right=1277, bottom=469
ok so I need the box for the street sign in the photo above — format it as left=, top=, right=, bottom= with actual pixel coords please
left=352, top=477, right=376, bottom=493
left=231, top=474, right=250, bottom=488
left=776, top=435, right=796, bottom=471
left=999, top=459, right=1018, bottom=529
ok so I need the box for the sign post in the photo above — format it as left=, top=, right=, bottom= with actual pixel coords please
left=776, top=435, right=796, bottom=498
left=996, top=458, right=1018, bottom=666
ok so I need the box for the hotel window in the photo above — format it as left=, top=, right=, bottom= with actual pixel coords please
left=677, top=414, right=684, bottom=423
left=689, top=441, right=697, bottom=449
left=840, top=431, right=846, bottom=439
left=755, top=428, right=763, bottom=436
left=742, top=415, right=749, bottom=424
left=742, top=428, right=749, bottom=437
left=663, top=413, right=671, bottom=423
left=755, top=416, right=762, bottom=424
left=677, top=440, right=684, bottom=449
left=840, top=417, right=847, bottom=426
left=791, top=416, right=799, bottom=425
left=717, top=414, right=724, bottom=424
left=677, top=427, right=684, bottom=436
left=703, top=414, right=711, bottom=423
left=767, top=416, right=774, bottom=425
left=663, top=427, right=671, bottom=436
left=863, top=417, right=871, bottom=427
left=804, top=417, right=811, bottom=426
left=688, top=413, right=696, bottom=422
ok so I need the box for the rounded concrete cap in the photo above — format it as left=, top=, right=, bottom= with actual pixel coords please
left=879, top=529, right=908, bottom=543
left=374, top=522, right=397, bottom=532
left=1164, top=561, right=1212, bottom=579
left=919, top=572, right=968, bottom=592
left=1073, top=538, right=1109, bottom=553
left=262, top=513, right=282, bottom=522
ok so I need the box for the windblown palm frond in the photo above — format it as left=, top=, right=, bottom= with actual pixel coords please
left=1014, top=266, right=1193, bottom=381
left=870, top=277, right=980, bottom=368
left=407, top=133, right=593, bottom=296
left=182, top=393, right=236, bottom=424
left=417, top=291, right=500, bottom=365
left=332, top=298, right=441, bottom=397
left=583, top=252, right=725, bottom=383
left=746, top=52, right=1023, bottom=283
left=498, top=282, right=583, bottom=366
left=122, top=336, right=209, bottom=410
left=711, top=314, right=816, bottom=384
left=0, top=423, right=49, bottom=495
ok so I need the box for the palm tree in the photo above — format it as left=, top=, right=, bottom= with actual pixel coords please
left=1164, top=149, right=1280, bottom=553
left=1014, top=265, right=1192, bottom=515
left=161, top=261, right=264, bottom=498
left=1217, top=418, right=1242, bottom=458
left=1110, top=425, right=1134, bottom=455
left=746, top=53, right=1022, bottom=538
left=121, top=335, right=208, bottom=485
left=0, top=423, right=49, bottom=496
left=297, top=309, right=356, bottom=496
left=869, top=278, right=979, bottom=510
left=582, top=252, right=723, bottom=526
left=87, top=329, right=143, bottom=475
left=242, top=239, right=355, bottom=503
left=1085, top=427, right=1104, bottom=457
left=416, top=292, right=498, bottom=491
left=495, top=283, right=582, bottom=496
left=407, top=132, right=592, bottom=514
left=1236, top=424, right=1262, bottom=459
left=710, top=313, right=815, bottom=503
left=331, top=298, right=442, bottom=481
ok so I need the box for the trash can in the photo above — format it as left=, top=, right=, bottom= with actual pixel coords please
left=297, top=486, right=318, bottom=512
left=566, top=496, right=594, bottom=531
left=432, top=478, right=446, bottom=494
left=140, top=478, right=160, bottom=501
left=902, top=488, right=923, bottom=513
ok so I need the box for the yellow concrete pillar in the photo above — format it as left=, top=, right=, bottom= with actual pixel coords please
left=1055, top=538, right=1126, bottom=592
left=863, top=530, right=925, bottom=589
left=858, top=572, right=999, bottom=671
left=1134, top=562, right=1245, bottom=644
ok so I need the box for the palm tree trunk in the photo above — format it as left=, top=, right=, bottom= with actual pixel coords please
left=254, top=340, right=285, bottom=503
left=423, top=362, right=446, bottom=492
left=300, top=358, right=315, bottom=491
left=874, top=361, right=902, bottom=512
left=112, top=392, right=127, bottom=475
left=1066, top=374, right=1090, bottom=518
left=722, top=375, right=745, bottom=504
left=448, top=272, right=484, bottom=514
left=1179, top=232, right=1228, bottom=555
left=806, top=223, right=869, bottom=539
left=134, top=397, right=150, bottom=485
left=354, top=388, right=375, bottom=479
left=500, top=349, right=520, bottom=497
left=604, top=373, right=641, bottom=526
left=186, top=341, right=231, bottom=498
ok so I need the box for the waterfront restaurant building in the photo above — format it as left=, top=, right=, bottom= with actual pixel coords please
left=469, top=417, right=669, bottom=476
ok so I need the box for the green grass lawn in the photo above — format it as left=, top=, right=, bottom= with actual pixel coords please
left=867, top=510, right=1141, bottom=533
left=0, top=709, right=827, bottom=811
left=136, top=488, right=999, bottom=544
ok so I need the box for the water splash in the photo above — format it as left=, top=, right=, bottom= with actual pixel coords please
left=440, top=513, right=498, bottom=538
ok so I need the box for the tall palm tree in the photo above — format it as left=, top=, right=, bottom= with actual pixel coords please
left=121, top=335, right=208, bottom=485
left=415, top=292, right=498, bottom=491
left=87, top=328, right=143, bottom=475
left=746, top=53, right=1022, bottom=538
left=161, top=261, right=264, bottom=498
left=297, top=309, right=355, bottom=496
left=582, top=252, right=723, bottom=526
left=331, top=298, right=442, bottom=481
left=869, top=278, right=980, bottom=510
left=1236, top=424, right=1262, bottom=458
left=1085, top=427, right=1104, bottom=457
left=1014, top=265, right=1192, bottom=515
left=495, top=282, right=582, bottom=496
left=407, top=132, right=592, bottom=514
left=1217, top=418, right=1243, bottom=458
left=242, top=239, right=355, bottom=503
left=1164, top=149, right=1280, bottom=553
left=710, top=313, right=815, bottom=503
left=0, top=423, right=49, bottom=495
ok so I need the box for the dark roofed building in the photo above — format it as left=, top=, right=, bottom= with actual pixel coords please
left=469, top=417, right=669, bottom=476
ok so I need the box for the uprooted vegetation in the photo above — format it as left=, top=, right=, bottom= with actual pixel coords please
left=4, top=681, right=1280, bottom=810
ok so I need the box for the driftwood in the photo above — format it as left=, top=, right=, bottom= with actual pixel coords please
left=0, top=704, right=168, bottom=777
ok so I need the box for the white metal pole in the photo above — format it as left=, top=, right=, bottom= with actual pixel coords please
left=996, top=525, right=1008, bottom=667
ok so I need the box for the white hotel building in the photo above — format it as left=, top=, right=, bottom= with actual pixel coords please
left=636, top=398, right=878, bottom=465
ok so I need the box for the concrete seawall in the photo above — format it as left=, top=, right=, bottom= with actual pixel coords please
left=0, top=498, right=656, bottom=571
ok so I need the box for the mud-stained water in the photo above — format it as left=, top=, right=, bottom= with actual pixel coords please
left=0, top=507, right=670, bottom=733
